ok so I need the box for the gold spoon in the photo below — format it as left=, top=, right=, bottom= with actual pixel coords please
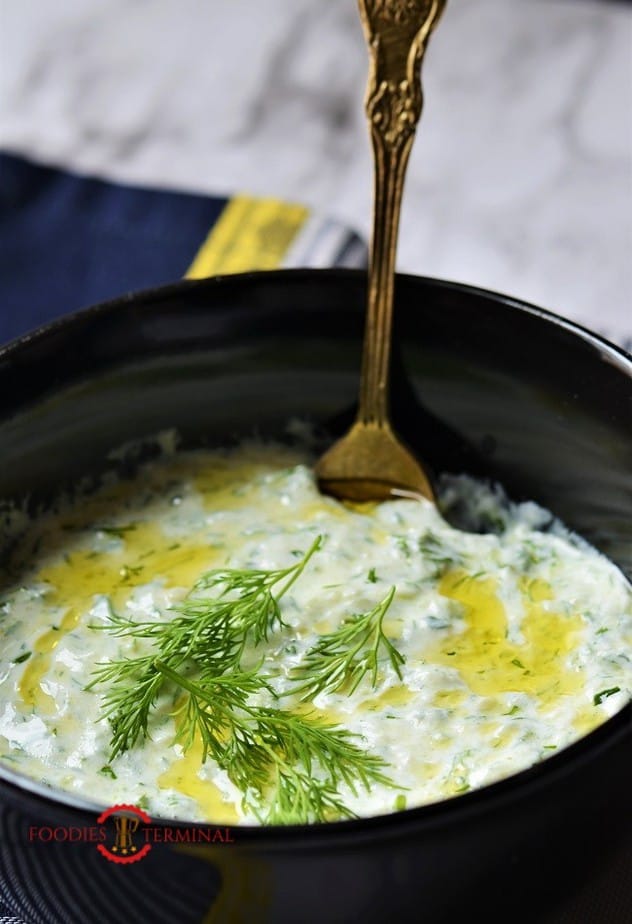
left=316, top=0, right=447, bottom=503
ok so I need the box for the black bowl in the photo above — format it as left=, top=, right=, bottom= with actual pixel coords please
left=0, top=270, right=630, bottom=924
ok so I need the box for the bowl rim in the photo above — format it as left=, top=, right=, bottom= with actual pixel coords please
left=0, top=267, right=630, bottom=845
left=1, top=267, right=630, bottom=368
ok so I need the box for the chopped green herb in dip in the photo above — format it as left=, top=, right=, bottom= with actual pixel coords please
left=0, top=439, right=630, bottom=824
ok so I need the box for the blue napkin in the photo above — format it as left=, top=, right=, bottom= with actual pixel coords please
left=0, top=152, right=366, bottom=345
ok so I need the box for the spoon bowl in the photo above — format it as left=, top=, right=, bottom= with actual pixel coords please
left=315, top=420, right=434, bottom=502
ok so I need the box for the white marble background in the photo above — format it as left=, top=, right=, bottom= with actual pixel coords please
left=0, top=0, right=630, bottom=347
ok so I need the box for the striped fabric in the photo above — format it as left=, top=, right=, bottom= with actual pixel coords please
left=0, top=152, right=366, bottom=346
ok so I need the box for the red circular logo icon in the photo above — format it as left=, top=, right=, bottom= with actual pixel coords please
left=96, top=804, right=152, bottom=865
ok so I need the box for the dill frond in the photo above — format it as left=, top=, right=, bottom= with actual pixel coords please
left=291, top=587, right=404, bottom=699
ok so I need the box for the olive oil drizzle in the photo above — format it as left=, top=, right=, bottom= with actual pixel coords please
left=3, top=448, right=622, bottom=827
left=19, top=523, right=219, bottom=713
left=433, top=570, right=585, bottom=704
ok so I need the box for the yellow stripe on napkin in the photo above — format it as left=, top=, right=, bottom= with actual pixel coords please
left=186, top=195, right=309, bottom=278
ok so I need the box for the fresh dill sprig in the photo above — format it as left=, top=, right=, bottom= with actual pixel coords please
left=155, top=660, right=393, bottom=824
left=94, top=533, right=322, bottom=657
left=187, top=532, right=321, bottom=648
left=291, top=587, right=404, bottom=699
left=88, top=534, right=401, bottom=822
left=157, top=661, right=270, bottom=765
left=86, top=654, right=164, bottom=759
left=87, top=536, right=322, bottom=758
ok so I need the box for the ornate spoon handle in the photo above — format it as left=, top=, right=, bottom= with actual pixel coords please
left=356, top=0, right=446, bottom=426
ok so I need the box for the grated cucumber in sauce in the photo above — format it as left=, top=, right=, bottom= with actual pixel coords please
left=0, top=437, right=630, bottom=824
